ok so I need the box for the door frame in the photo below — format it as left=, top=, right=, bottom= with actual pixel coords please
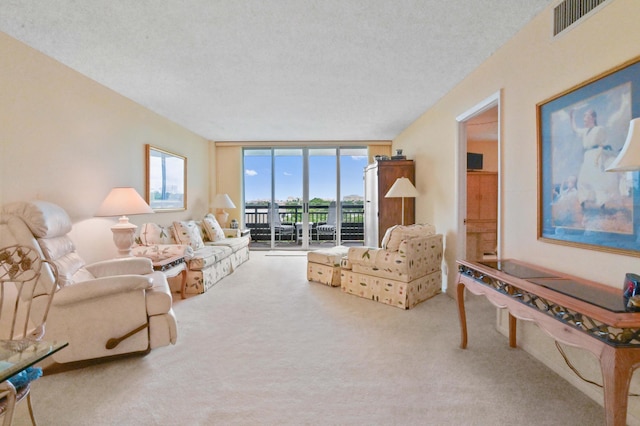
left=456, top=90, right=502, bottom=261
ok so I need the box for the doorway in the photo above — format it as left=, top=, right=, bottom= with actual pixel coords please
left=457, top=92, right=501, bottom=262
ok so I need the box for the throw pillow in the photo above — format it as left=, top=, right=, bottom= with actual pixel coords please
left=202, top=214, right=225, bottom=242
left=171, top=220, right=205, bottom=249
left=380, top=225, right=400, bottom=250
left=138, top=223, right=173, bottom=246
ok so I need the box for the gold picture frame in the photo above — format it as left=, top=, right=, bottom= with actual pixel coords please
left=537, top=56, right=640, bottom=256
left=145, top=145, right=187, bottom=211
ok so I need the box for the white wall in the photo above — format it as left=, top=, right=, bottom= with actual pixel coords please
left=0, top=33, right=213, bottom=263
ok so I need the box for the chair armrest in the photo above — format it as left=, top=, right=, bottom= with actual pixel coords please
left=85, top=257, right=154, bottom=277
left=53, top=276, right=152, bottom=306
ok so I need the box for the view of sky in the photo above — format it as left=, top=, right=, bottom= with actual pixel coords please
left=244, top=148, right=368, bottom=202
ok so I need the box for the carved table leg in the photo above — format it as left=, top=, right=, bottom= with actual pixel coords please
left=599, top=345, right=640, bottom=426
left=457, top=280, right=468, bottom=349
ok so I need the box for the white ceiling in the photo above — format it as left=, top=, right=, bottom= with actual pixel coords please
left=0, top=1, right=552, bottom=142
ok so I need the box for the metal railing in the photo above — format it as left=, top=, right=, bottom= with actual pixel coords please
left=244, top=203, right=364, bottom=242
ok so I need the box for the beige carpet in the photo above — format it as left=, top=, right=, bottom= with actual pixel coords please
left=14, top=251, right=603, bottom=425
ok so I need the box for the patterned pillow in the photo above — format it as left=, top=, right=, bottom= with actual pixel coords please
left=171, top=220, right=205, bottom=249
left=382, top=223, right=436, bottom=252
left=138, top=223, right=174, bottom=246
left=202, top=214, right=225, bottom=242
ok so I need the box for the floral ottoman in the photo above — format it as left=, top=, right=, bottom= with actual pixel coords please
left=307, top=246, right=350, bottom=287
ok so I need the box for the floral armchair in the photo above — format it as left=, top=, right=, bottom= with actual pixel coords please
left=341, top=224, right=443, bottom=309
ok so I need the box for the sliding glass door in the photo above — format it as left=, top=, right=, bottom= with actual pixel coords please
left=243, top=146, right=367, bottom=250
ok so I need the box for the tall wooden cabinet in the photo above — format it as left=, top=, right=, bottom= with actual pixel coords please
left=364, top=160, right=415, bottom=247
left=466, top=171, right=498, bottom=260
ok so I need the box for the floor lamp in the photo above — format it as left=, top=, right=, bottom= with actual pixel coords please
left=385, top=177, right=419, bottom=225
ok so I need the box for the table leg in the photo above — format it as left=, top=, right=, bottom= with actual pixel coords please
left=457, top=280, right=468, bottom=349
left=599, top=345, right=640, bottom=426
left=508, top=313, right=517, bottom=348
left=180, top=269, right=188, bottom=300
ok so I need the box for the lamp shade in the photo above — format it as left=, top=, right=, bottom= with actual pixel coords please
left=385, top=177, right=419, bottom=198
left=212, top=193, right=236, bottom=209
left=95, top=187, right=154, bottom=217
left=606, top=118, right=640, bottom=172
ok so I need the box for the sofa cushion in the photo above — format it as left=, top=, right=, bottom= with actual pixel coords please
left=202, top=214, right=225, bottom=242
left=131, top=244, right=194, bottom=262
left=187, top=246, right=232, bottom=270
left=172, top=221, right=205, bottom=250
left=381, top=223, right=436, bottom=251
left=138, top=223, right=174, bottom=246
left=207, top=235, right=250, bottom=252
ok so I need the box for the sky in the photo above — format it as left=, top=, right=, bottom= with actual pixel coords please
left=243, top=148, right=368, bottom=202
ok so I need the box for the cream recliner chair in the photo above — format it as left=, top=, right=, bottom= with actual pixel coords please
left=0, top=200, right=178, bottom=365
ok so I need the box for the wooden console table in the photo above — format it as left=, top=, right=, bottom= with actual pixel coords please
left=456, top=258, right=640, bottom=426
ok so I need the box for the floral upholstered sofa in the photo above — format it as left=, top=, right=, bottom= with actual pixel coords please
left=131, top=214, right=250, bottom=295
left=341, top=224, right=443, bottom=309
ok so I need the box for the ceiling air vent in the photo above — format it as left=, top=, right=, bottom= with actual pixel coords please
left=553, top=0, right=609, bottom=36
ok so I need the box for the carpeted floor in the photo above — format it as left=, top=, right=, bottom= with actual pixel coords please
left=14, top=251, right=604, bottom=425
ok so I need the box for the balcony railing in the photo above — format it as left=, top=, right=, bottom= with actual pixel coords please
left=244, top=203, right=364, bottom=242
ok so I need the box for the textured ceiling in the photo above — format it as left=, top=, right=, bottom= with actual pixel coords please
left=0, top=1, right=552, bottom=142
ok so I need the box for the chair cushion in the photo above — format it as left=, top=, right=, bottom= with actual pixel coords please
left=381, top=223, right=436, bottom=251
left=172, top=221, right=205, bottom=250
left=202, top=214, right=225, bottom=242
left=2, top=201, right=72, bottom=238
left=307, top=246, right=349, bottom=266
left=37, top=235, right=94, bottom=287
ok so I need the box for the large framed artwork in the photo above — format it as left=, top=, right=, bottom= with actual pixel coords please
left=537, top=56, right=640, bottom=256
left=145, top=145, right=187, bottom=211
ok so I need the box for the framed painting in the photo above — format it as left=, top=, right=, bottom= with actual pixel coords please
left=537, top=56, right=640, bottom=256
left=145, top=145, right=187, bottom=211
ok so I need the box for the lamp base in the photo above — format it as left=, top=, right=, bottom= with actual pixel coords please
left=111, top=216, right=137, bottom=257
left=216, top=210, right=229, bottom=228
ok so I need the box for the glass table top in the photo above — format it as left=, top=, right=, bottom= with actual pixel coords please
left=0, top=340, right=67, bottom=383
left=479, top=260, right=560, bottom=279
left=478, top=259, right=627, bottom=313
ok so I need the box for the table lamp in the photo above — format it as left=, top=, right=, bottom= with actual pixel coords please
left=385, top=177, right=419, bottom=225
left=606, top=118, right=640, bottom=171
left=606, top=118, right=640, bottom=307
left=95, top=187, right=154, bottom=257
left=212, top=193, right=236, bottom=227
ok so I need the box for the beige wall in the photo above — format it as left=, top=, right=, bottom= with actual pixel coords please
left=1, top=33, right=212, bottom=263
left=214, top=145, right=244, bottom=226
left=394, top=0, right=640, bottom=420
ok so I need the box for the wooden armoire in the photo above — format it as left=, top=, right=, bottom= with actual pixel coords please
left=466, top=171, right=498, bottom=260
left=364, top=160, right=415, bottom=247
